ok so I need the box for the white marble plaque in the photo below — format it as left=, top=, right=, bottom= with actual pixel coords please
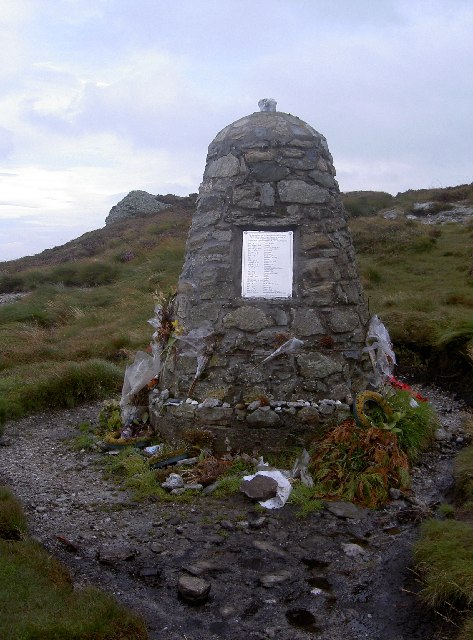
left=242, top=230, right=293, bottom=298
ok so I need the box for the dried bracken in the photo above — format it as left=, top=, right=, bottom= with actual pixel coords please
left=310, top=418, right=410, bottom=508
left=181, top=456, right=232, bottom=487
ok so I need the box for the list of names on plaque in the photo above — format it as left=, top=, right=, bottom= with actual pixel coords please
left=241, top=230, right=293, bottom=298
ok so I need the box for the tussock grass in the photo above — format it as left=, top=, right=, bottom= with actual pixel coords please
left=350, top=218, right=473, bottom=354
left=342, top=191, right=394, bottom=218
left=350, top=218, right=434, bottom=255
left=454, top=446, right=473, bottom=503
left=414, top=413, right=473, bottom=635
left=458, top=615, right=473, bottom=640
left=0, top=538, right=148, bottom=639
left=414, top=519, right=473, bottom=608
left=0, top=487, right=27, bottom=540
left=0, top=261, right=121, bottom=292
left=0, top=360, right=122, bottom=430
left=0, top=212, right=186, bottom=429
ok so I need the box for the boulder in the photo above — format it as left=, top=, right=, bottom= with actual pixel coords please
left=240, top=475, right=278, bottom=501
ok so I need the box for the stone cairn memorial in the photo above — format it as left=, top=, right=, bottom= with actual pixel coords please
left=150, top=99, right=372, bottom=452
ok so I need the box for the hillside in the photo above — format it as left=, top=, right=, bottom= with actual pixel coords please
left=0, top=184, right=472, bottom=430
left=0, top=194, right=196, bottom=276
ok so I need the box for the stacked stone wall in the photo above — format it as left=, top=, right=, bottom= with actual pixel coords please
left=159, top=110, right=371, bottom=413
left=150, top=390, right=352, bottom=454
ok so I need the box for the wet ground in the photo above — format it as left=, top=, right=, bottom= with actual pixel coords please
left=0, top=386, right=468, bottom=640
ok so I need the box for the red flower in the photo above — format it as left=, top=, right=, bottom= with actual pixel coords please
left=388, top=376, right=428, bottom=402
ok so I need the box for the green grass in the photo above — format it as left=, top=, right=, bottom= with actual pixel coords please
left=386, top=391, right=438, bottom=461
left=414, top=519, right=473, bottom=608
left=287, top=483, right=323, bottom=517
left=104, top=448, right=180, bottom=502
left=0, top=487, right=27, bottom=540
left=0, top=485, right=148, bottom=639
left=414, top=412, right=473, bottom=637
left=0, top=539, right=148, bottom=639
left=350, top=218, right=473, bottom=353
left=211, top=474, right=243, bottom=498
left=454, top=446, right=473, bottom=503
left=0, top=210, right=186, bottom=430
left=0, top=359, right=123, bottom=432
left=342, top=191, right=394, bottom=217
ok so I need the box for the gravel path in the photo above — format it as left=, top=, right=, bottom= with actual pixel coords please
left=0, top=386, right=469, bottom=640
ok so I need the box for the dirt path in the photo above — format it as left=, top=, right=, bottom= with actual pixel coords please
left=0, top=387, right=468, bottom=640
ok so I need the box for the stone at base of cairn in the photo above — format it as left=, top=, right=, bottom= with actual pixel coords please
left=150, top=390, right=352, bottom=454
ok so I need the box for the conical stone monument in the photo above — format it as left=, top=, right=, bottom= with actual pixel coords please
left=151, top=100, right=372, bottom=451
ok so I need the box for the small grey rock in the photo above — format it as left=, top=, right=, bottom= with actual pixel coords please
left=341, top=542, right=366, bottom=557
left=139, top=566, right=161, bottom=579
left=184, top=483, right=203, bottom=492
left=252, top=540, right=287, bottom=557
left=201, top=397, right=222, bottom=408
left=220, top=604, right=236, bottom=619
left=203, top=481, right=219, bottom=495
left=178, top=574, right=211, bottom=604
left=259, top=569, right=292, bottom=588
left=161, top=473, right=184, bottom=491
left=324, top=500, right=369, bottom=519
left=249, top=516, right=267, bottom=530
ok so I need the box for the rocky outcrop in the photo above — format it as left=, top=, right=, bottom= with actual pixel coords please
left=105, top=190, right=171, bottom=225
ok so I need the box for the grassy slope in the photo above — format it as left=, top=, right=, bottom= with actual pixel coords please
left=352, top=217, right=473, bottom=347
left=0, top=206, right=191, bottom=429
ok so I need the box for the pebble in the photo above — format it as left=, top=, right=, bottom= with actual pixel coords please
left=259, top=570, right=292, bottom=587
left=177, top=574, right=211, bottom=604
left=161, top=473, right=184, bottom=490
left=249, top=516, right=267, bottom=529
left=341, top=542, right=366, bottom=557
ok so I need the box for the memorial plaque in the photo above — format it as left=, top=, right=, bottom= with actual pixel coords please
left=241, top=230, right=293, bottom=298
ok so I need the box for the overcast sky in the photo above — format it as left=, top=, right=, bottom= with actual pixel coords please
left=1, top=0, right=472, bottom=261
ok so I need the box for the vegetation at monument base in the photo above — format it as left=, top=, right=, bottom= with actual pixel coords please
left=0, top=486, right=149, bottom=640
